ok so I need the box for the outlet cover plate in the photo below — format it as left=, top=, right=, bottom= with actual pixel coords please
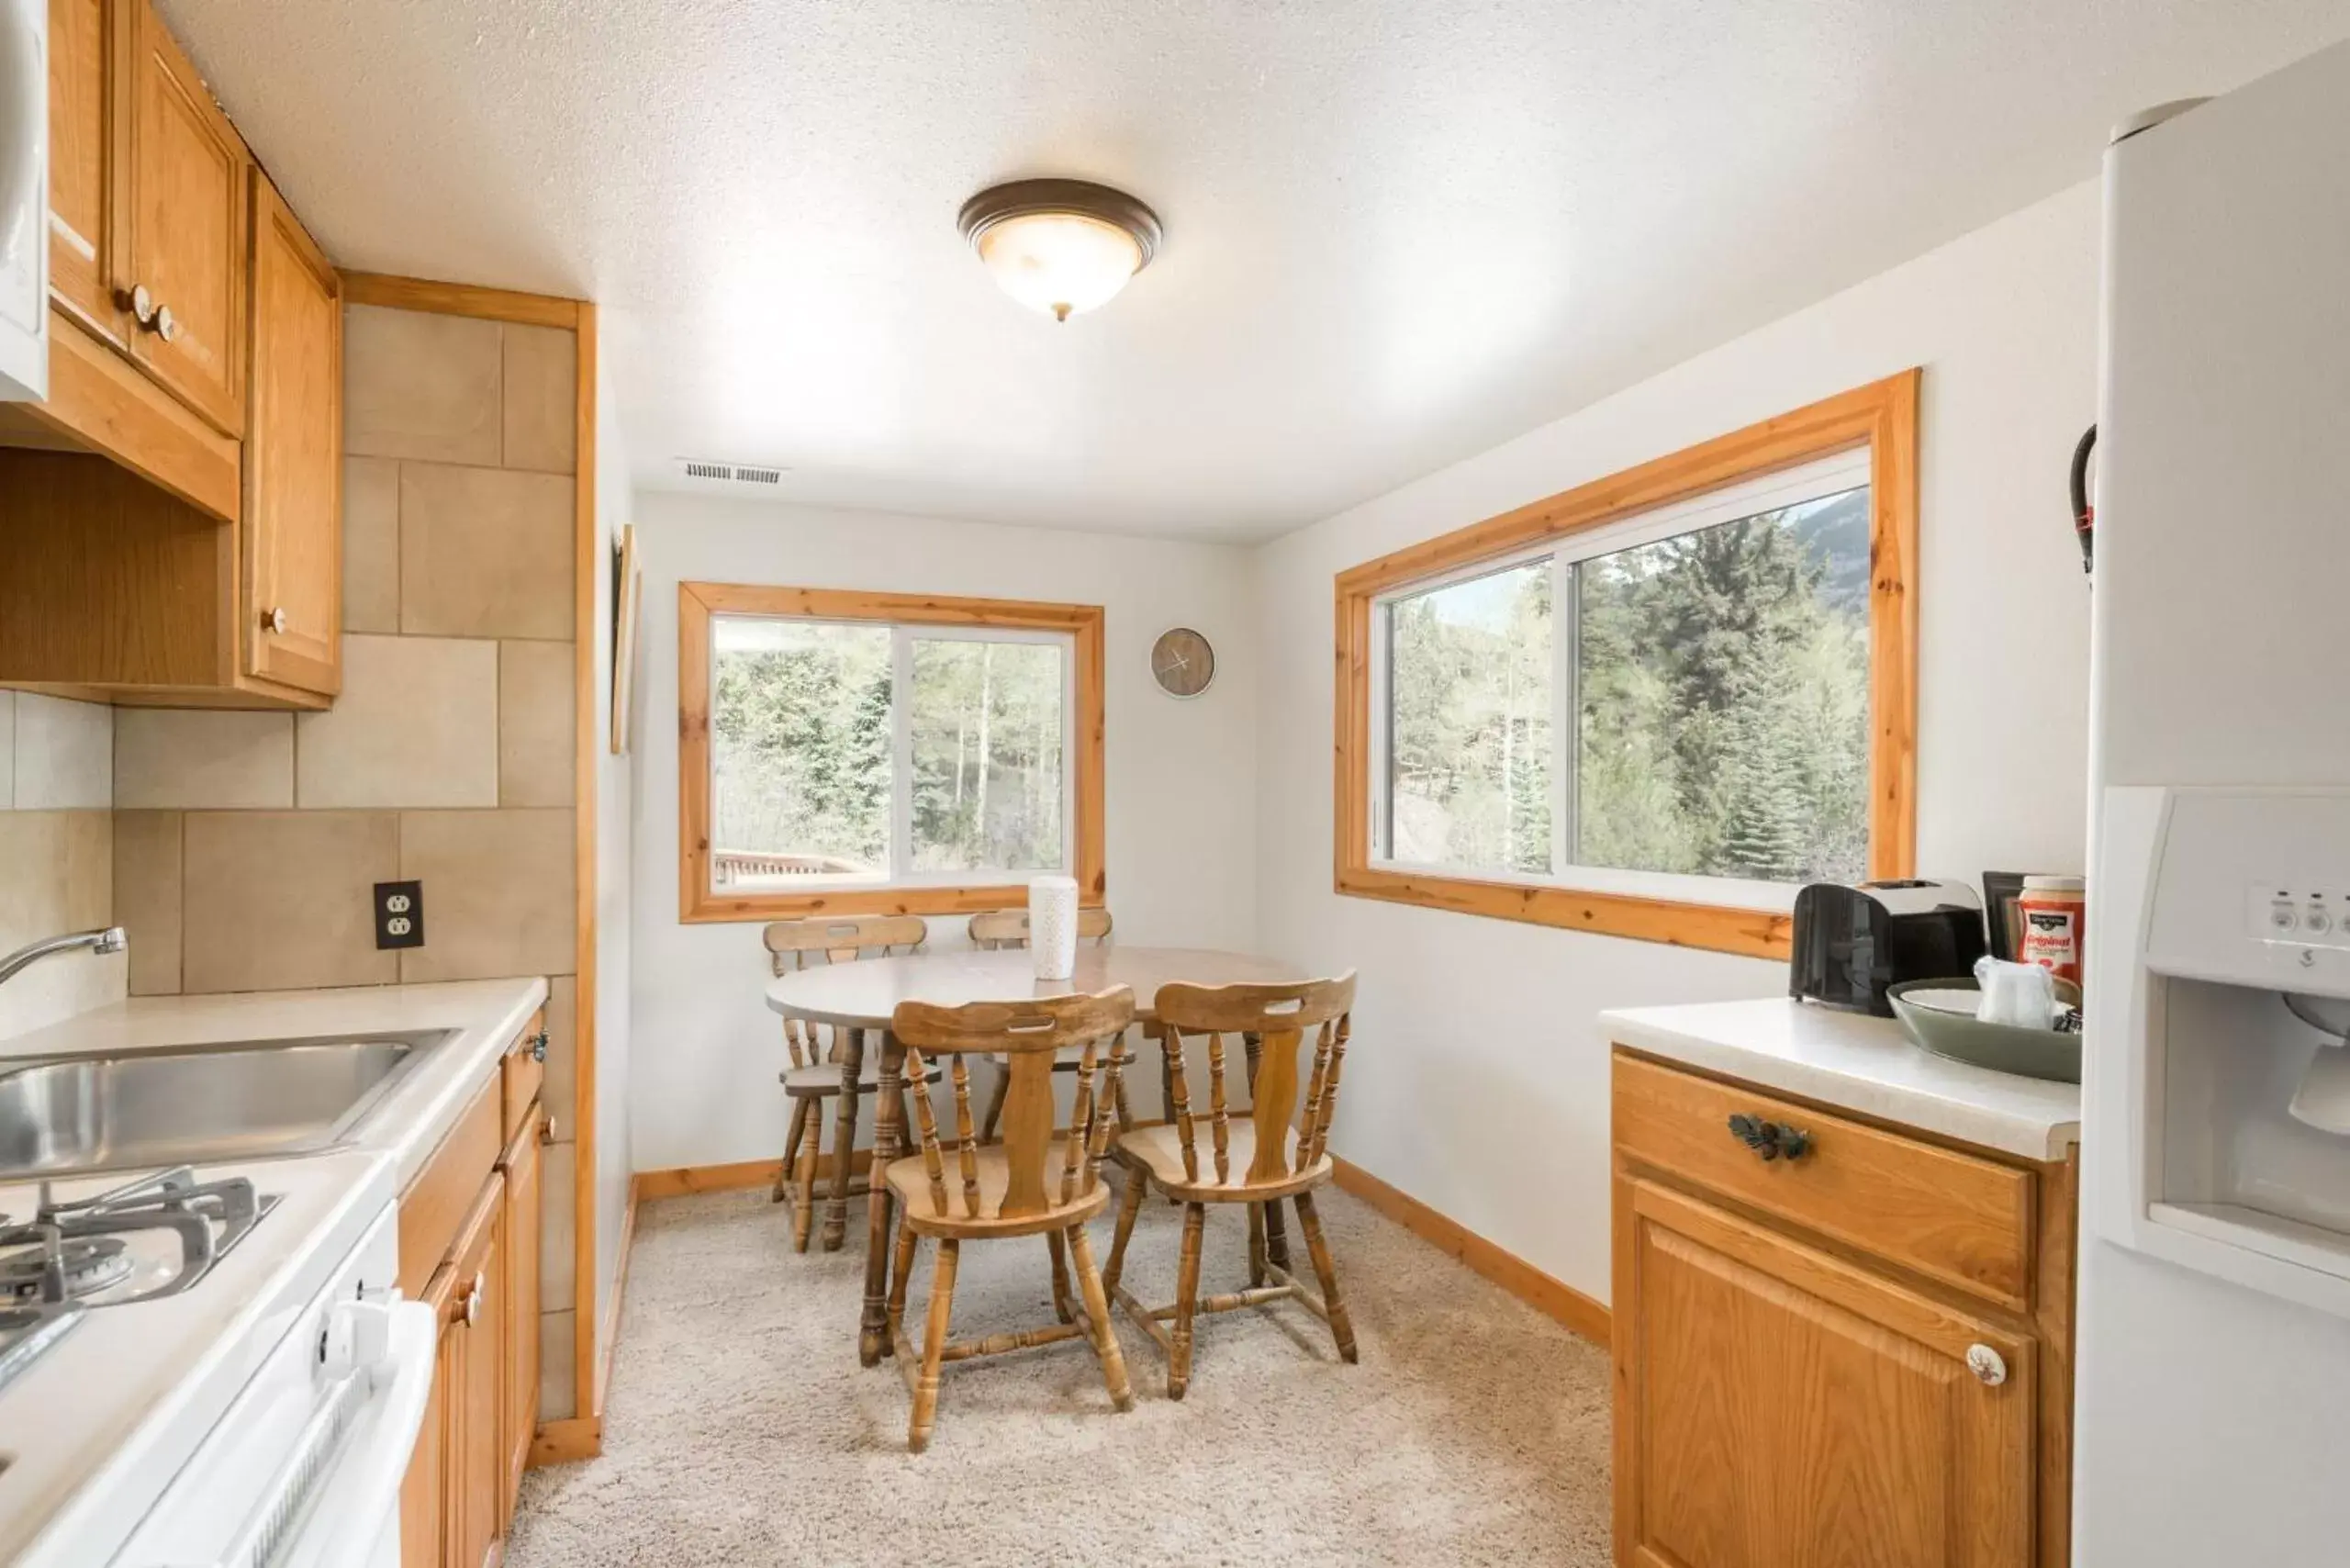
left=375, top=880, right=424, bottom=949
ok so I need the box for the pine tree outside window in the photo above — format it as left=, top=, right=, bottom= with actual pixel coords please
left=1335, top=375, right=1919, bottom=958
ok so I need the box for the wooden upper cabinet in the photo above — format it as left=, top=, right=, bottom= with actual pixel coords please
left=242, top=171, right=341, bottom=695
left=46, top=0, right=128, bottom=347
left=122, top=0, right=247, bottom=436
left=1616, top=1179, right=2034, bottom=1568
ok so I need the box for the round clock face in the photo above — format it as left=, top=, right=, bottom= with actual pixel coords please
left=1150, top=627, right=1215, bottom=698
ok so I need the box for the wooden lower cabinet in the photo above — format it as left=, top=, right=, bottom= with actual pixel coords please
left=1611, top=1050, right=2076, bottom=1568
left=400, top=1032, right=545, bottom=1568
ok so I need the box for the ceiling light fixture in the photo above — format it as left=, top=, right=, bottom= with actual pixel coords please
left=957, top=178, right=1161, bottom=322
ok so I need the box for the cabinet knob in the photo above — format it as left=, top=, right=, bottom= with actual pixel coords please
left=462, top=1271, right=487, bottom=1327
left=152, top=303, right=179, bottom=342
left=540, top=1114, right=557, bottom=1144
left=123, top=284, right=155, bottom=324
left=263, top=606, right=289, bottom=635
left=1965, top=1343, right=2009, bottom=1387
left=532, top=1031, right=549, bottom=1063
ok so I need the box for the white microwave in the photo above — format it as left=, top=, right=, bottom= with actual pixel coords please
left=0, top=0, right=47, bottom=403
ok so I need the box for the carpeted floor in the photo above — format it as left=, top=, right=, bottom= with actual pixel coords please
left=509, top=1181, right=1613, bottom=1567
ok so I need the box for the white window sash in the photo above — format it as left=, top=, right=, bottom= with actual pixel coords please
left=707, top=613, right=1079, bottom=893
left=1368, top=447, right=1871, bottom=911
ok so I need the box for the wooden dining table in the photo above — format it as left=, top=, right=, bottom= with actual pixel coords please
left=765, top=944, right=1314, bottom=1367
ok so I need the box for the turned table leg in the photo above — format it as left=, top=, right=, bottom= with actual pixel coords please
left=822, top=1027, right=864, bottom=1251
left=859, top=1028, right=908, bottom=1367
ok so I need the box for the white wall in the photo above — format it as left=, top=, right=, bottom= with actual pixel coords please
left=1254, top=180, right=2103, bottom=1305
left=626, top=495, right=1259, bottom=1171
left=591, top=350, right=634, bottom=1361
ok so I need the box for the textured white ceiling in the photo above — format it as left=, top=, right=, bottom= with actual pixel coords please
left=162, top=1, right=2344, bottom=541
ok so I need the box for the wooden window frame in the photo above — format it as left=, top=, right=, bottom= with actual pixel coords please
left=1332, top=371, right=1919, bottom=959
left=677, top=581, right=1107, bottom=924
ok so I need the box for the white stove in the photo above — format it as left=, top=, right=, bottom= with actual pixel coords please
left=0, top=1151, right=433, bottom=1568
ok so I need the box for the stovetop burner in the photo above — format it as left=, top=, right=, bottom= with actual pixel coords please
left=0, top=1234, right=130, bottom=1304
left=0, top=1167, right=280, bottom=1397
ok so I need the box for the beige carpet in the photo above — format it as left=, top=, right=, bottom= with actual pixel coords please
left=509, top=1181, right=1612, bottom=1567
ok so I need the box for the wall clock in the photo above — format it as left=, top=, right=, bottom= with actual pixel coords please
left=1150, top=627, right=1215, bottom=698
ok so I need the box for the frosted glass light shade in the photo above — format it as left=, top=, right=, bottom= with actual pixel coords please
left=958, top=179, right=1162, bottom=323
left=975, top=213, right=1143, bottom=321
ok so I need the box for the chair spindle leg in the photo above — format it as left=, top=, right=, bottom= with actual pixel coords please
left=1169, top=1202, right=1206, bottom=1399
left=1046, top=1226, right=1075, bottom=1325
left=775, top=1097, right=809, bottom=1204
left=1103, top=1162, right=1147, bottom=1295
left=1294, top=1191, right=1356, bottom=1364
left=1067, top=1223, right=1134, bottom=1412
left=910, top=1238, right=959, bottom=1453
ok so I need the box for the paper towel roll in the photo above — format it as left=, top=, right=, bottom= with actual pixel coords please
left=1029, top=876, right=1079, bottom=980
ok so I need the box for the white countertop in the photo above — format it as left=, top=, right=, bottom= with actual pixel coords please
left=1599, top=998, right=2081, bottom=1161
left=0, top=978, right=547, bottom=1188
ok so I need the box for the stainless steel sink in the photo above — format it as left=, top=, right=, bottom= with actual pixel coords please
left=0, top=1030, right=453, bottom=1178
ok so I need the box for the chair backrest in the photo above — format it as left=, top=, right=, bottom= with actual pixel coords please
left=966, top=906, right=1113, bottom=951
left=764, top=914, right=927, bottom=1068
left=1151, top=973, right=1357, bottom=1187
left=890, top=987, right=1136, bottom=1221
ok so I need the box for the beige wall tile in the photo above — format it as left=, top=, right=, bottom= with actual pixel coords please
left=115, top=710, right=294, bottom=810
left=499, top=641, right=576, bottom=807
left=541, top=1140, right=576, bottom=1312
left=15, top=694, right=111, bottom=810
left=0, top=811, right=120, bottom=1040
left=541, top=975, right=576, bottom=1142
left=343, top=456, right=400, bottom=633
left=397, top=809, right=575, bottom=982
left=538, top=1309, right=575, bottom=1422
left=113, top=811, right=183, bottom=996
left=343, top=305, right=501, bottom=465
left=399, top=465, right=574, bottom=640
left=297, top=635, right=498, bottom=809
left=501, top=325, right=576, bottom=475
left=181, top=812, right=399, bottom=993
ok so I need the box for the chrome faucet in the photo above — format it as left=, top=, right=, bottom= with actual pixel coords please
left=0, top=927, right=127, bottom=990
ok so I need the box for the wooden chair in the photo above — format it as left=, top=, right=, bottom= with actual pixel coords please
left=1102, top=973, right=1359, bottom=1397
left=966, top=906, right=1123, bottom=1141
left=882, top=987, right=1137, bottom=1451
left=765, top=914, right=933, bottom=1252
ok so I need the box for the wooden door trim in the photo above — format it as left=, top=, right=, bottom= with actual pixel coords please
left=341, top=272, right=584, bottom=329
left=337, top=274, right=601, bottom=1451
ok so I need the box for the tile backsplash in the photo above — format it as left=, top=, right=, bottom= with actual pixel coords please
left=0, top=691, right=122, bottom=1041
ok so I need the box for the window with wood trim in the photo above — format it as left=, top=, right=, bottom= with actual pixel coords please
left=1334, top=373, right=1919, bottom=958
left=678, top=584, right=1105, bottom=923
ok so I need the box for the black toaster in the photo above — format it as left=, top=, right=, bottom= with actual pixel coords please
left=1789, top=879, right=1987, bottom=1017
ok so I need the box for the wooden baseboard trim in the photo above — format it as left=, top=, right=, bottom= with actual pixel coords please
left=1331, top=1155, right=1611, bottom=1348
left=529, top=1416, right=602, bottom=1467
left=632, top=1149, right=876, bottom=1203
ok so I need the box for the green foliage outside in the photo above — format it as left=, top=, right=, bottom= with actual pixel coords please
left=1387, top=487, right=1871, bottom=886
left=710, top=621, right=1068, bottom=878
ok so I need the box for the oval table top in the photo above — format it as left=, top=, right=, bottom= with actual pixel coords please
left=763, top=945, right=1314, bottom=1031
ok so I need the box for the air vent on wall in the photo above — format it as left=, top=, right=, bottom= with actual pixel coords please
left=673, top=457, right=789, bottom=488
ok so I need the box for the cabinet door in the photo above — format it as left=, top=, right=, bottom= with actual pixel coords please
left=46, top=0, right=128, bottom=345
left=1614, top=1177, right=2034, bottom=1568
left=123, top=0, right=245, bottom=434
left=500, top=1109, right=543, bottom=1521
left=451, top=1173, right=508, bottom=1568
left=399, top=1261, right=462, bottom=1568
left=242, top=169, right=341, bottom=694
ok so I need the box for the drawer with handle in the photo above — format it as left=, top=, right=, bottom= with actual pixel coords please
left=1611, top=1050, right=2035, bottom=1312
left=501, top=1008, right=547, bottom=1144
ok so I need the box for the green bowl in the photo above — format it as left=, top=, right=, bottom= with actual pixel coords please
left=1887, top=978, right=2082, bottom=1084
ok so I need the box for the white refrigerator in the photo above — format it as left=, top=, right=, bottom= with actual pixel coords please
left=2076, top=35, right=2350, bottom=1566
